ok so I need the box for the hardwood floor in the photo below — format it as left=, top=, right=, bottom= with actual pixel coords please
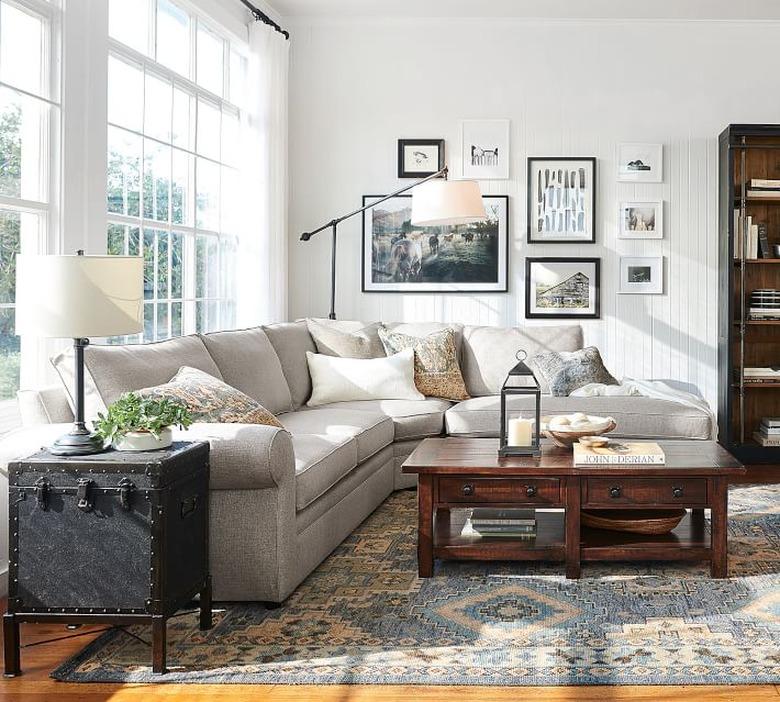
left=2, top=472, right=778, bottom=701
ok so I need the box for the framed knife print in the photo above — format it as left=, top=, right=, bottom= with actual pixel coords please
left=527, top=157, right=596, bottom=244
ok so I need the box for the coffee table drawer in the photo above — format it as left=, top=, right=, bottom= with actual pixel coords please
left=583, top=477, right=707, bottom=506
left=438, top=477, right=560, bottom=504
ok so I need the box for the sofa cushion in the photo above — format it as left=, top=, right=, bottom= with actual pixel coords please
left=264, top=321, right=317, bottom=408
left=533, top=346, right=618, bottom=397
left=51, top=335, right=223, bottom=422
left=291, top=433, right=358, bottom=510
left=383, top=322, right=464, bottom=356
left=445, top=395, right=712, bottom=440
left=461, top=324, right=583, bottom=396
left=312, top=398, right=451, bottom=440
left=138, top=366, right=284, bottom=427
left=279, top=408, right=393, bottom=462
left=200, top=327, right=293, bottom=414
left=306, top=318, right=385, bottom=358
left=17, top=386, right=74, bottom=426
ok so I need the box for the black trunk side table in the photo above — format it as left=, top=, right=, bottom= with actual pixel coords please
left=4, top=441, right=212, bottom=676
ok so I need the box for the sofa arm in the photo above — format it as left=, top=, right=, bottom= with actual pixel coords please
left=173, top=423, right=295, bottom=491
left=0, top=424, right=72, bottom=477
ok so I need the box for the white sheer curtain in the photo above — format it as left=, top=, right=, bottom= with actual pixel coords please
left=236, top=22, right=289, bottom=326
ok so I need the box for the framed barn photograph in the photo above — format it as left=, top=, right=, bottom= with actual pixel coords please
left=362, top=194, right=509, bottom=293
left=619, top=201, right=663, bottom=239
left=397, top=139, right=445, bottom=178
left=619, top=256, right=664, bottom=294
left=525, top=257, right=600, bottom=319
left=527, top=157, right=596, bottom=243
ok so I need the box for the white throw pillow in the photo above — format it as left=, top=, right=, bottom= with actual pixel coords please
left=306, top=348, right=424, bottom=406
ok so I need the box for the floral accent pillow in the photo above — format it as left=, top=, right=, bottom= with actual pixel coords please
left=378, top=326, right=469, bottom=401
left=138, top=366, right=284, bottom=427
left=532, top=347, right=618, bottom=397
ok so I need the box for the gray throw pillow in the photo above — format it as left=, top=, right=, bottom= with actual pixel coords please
left=532, top=346, right=618, bottom=397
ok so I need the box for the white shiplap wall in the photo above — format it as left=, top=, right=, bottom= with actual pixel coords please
left=287, top=18, right=780, bottom=411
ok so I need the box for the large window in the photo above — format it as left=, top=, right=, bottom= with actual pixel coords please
left=0, top=0, right=59, bottom=414
left=106, top=0, right=245, bottom=343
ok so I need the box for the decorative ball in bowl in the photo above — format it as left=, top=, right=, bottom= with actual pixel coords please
left=541, top=413, right=616, bottom=448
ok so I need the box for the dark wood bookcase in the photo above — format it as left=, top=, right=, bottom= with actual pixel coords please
left=718, top=124, right=780, bottom=465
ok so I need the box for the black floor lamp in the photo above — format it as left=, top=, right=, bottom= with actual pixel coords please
left=300, top=167, right=486, bottom=319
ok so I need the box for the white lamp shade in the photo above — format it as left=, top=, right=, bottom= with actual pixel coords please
left=411, top=179, right=487, bottom=226
left=15, top=254, right=144, bottom=339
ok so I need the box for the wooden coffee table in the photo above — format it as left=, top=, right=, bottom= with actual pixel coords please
left=402, top=438, right=744, bottom=579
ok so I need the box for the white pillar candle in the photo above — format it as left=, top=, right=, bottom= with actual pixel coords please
left=508, top=416, right=533, bottom=446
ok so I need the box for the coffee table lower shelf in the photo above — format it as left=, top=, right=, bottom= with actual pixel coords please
left=433, top=509, right=712, bottom=568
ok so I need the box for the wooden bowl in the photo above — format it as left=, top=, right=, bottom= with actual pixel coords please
left=581, top=509, right=686, bottom=535
left=543, top=419, right=617, bottom=448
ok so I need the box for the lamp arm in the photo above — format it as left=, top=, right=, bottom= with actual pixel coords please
left=300, top=166, right=448, bottom=241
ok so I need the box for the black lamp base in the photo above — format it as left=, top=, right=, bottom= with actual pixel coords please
left=49, top=425, right=105, bottom=456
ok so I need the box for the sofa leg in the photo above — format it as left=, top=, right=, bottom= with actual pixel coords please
left=261, top=601, right=282, bottom=610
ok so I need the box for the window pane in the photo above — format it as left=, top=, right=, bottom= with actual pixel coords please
left=221, top=166, right=239, bottom=234
left=107, top=222, right=126, bottom=255
left=196, top=22, right=223, bottom=96
left=156, top=0, right=190, bottom=77
left=171, top=149, right=193, bottom=225
left=109, top=0, right=150, bottom=55
left=196, top=98, right=220, bottom=160
left=143, top=228, right=155, bottom=300
left=156, top=301, right=169, bottom=339
left=0, top=4, right=44, bottom=97
left=0, top=307, right=19, bottom=400
left=107, top=127, right=141, bottom=217
left=156, top=230, right=168, bottom=298
left=0, top=209, right=20, bottom=304
left=221, top=109, right=239, bottom=167
left=171, top=300, right=182, bottom=336
left=143, top=140, right=170, bottom=222
left=144, top=72, right=172, bottom=143
left=143, top=302, right=154, bottom=341
left=195, top=233, right=218, bottom=299
left=229, top=49, right=247, bottom=109
left=170, top=231, right=183, bottom=298
left=196, top=158, right=219, bottom=230
left=172, top=88, right=194, bottom=150
left=108, top=55, right=143, bottom=131
left=0, top=88, right=48, bottom=201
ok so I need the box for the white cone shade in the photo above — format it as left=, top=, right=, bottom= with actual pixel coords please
left=411, top=179, right=487, bottom=226
left=15, top=254, right=144, bottom=339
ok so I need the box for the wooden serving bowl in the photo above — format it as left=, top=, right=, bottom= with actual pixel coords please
left=582, top=509, right=687, bottom=535
left=543, top=419, right=617, bottom=448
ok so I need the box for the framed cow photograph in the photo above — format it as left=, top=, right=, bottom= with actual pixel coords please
left=362, top=194, right=509, bottom=293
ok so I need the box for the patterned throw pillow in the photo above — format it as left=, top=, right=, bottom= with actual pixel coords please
left=377, top=326, right=469, bottom=401
left=138, top=366, right=284, bottom=427
left=532, top=347, right=618, bottom=397
left=305, top=318, right=385, bottom=358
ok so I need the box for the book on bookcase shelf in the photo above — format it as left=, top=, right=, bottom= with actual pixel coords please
left=750, top=178, right=780, bottom=189
left=573, top=442, right=665, bottom=465
left=753, top=431, right=780, bottom=447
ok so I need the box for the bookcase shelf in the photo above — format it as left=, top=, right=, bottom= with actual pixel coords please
left=718, top=124, right=780, bottom=466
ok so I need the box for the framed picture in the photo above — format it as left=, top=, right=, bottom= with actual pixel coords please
left=362, top=194, right=509, bottom=293
left=619, top=201, right=663, bottom=239
left=527, top=157, right=596, bottom=243
left=617, top=143, right=663, bottom=183
left=525, top=257, right=600, bottom=319
left=397, top=139, right=444, bottom=179
left=460, top=119, right=510, bottom=180
left=619, top=256, right=664, bottom=295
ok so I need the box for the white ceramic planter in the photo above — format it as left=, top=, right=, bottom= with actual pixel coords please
left=113, top=426, right=173, bottom=452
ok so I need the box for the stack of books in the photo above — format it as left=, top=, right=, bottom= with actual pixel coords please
left=747, top=179, right=780, bottom=200
left=754, top=417, right=780, bottom=447
left=573, top=442, right=665, bottom=465
left=744, top=367, right=780, bottom=384
left=732, top=209, right=771, bottom=260
left=463, top=508, right=536, bottom=539
left=749, top=290, right=780, bottom=320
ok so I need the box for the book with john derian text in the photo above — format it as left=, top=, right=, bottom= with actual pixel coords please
left=573, top=442, right=665, bottom=465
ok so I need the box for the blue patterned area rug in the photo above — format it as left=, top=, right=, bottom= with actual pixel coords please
left=53, top=485, right=780, bottom=685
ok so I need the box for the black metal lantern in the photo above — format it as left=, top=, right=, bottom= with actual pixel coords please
left=498, top=350, right=542, bottom=457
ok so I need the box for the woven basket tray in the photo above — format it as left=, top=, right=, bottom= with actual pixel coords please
left=581, top=509, right=687, bottom=535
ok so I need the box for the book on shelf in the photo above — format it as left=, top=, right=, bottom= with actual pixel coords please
left=461, top=522, right=537, bottom=538
left=747, top=190, right=780, bottom=200
left=753, top=431, right=780, bottom=447
left=762, top=417, right=780, bottom=428
left=759, top=425, right=780, bottom=436
left=758, top=223, right=771, bottom=258
left=468, top=508, right=536, bottom=526
left=750, top=179, right=780, bottom=189
left=744, top=367, right=780, bottom=378
left=573, top=442, right=665, bottom=465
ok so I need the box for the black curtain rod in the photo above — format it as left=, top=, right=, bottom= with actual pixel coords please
left=240, top=0, right=290, bottom=39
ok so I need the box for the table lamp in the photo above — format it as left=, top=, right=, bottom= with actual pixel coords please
left=15, top=250, right=144, bottom=455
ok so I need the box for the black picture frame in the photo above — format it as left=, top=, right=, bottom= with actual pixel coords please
left=525, top=257, right=601, bottom=319
left=527, top=156, right=597, bottom=244
left=397, top=139, right=445, bottom=179
left=362, top=194, right=509, bottom=293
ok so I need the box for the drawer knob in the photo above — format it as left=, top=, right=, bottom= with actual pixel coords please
left=672, top=486, right=684, bottom=498
left=525, top=485, right=537, bottom=498
left=462, top=483, right=474, bottom=496
left=609, top=486, right=622, bottom=498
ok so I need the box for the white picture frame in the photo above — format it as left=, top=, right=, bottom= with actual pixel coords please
left=460, top=119, right=510, bottom=180
left=617, top=143, right=663, bottom=183
left=619, top=201, right=663, bottom=239
left=619, top=256, right=664, bottom=295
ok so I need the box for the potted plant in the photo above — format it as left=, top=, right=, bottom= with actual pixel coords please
left=95, top=393, right=193, bottom=451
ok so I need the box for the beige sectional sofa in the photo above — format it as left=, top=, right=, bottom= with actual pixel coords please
left=0, top=319, right=714, bottom=603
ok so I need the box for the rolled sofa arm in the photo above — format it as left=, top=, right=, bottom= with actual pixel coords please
left=172, top=423, right=295, bottom=491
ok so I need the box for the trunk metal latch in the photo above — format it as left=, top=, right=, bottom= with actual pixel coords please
left=77, top=478, right=94, bottom=512
left=118, top=478, right=135, bottom=511
left=34, top=477, right=51, bottom=511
